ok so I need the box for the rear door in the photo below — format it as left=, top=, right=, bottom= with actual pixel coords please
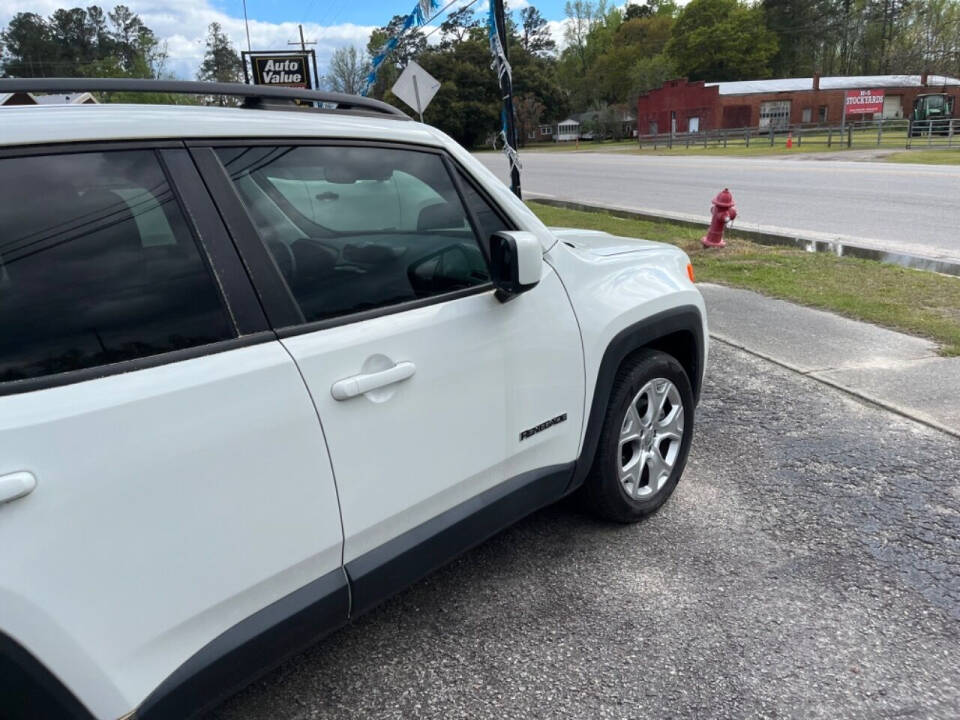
left=0, top=146, right=345, bottom=718
left=196, top=141, right=584, bottom=614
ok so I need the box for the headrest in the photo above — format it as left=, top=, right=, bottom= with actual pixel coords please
left=417, top=202, right=466, bottom=232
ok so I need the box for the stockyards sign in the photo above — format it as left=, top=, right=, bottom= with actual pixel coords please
left=845, top=89, right=885, bottom=115
left=245, top=52, right=315, bottom=89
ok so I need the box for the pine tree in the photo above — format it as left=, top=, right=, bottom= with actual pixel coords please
left=197, top=22, right=243, bottom=104
left=520, top=7, right=557, bottom=56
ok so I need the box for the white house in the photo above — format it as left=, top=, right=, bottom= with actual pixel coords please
left=555, top=117, right=581, bottom=142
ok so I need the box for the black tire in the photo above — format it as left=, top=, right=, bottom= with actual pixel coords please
left=583, top=349, right=695, bottom=523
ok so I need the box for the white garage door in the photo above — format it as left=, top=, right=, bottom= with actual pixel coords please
left=883, top=95, right=902, bottom=119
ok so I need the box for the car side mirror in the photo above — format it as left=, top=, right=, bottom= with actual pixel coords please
left=489, top=231, right=542, bottom=302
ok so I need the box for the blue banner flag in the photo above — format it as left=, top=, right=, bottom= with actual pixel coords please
left=362, top=0, right=440, bottom=96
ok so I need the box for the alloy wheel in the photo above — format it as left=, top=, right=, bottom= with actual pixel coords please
left=617, top=377, right=685, bottom=499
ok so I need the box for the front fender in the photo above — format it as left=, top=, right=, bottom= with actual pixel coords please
left=544, top=236, right=708, bottom=492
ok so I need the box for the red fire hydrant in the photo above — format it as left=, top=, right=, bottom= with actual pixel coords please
left=701, top=188, right=737, bottom=249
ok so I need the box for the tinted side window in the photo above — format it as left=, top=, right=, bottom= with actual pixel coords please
left=455, top=169, right=510, bottom=243
left=216, top=146, right=491, bottom=324
left=0, top=150, right=234, bottom=383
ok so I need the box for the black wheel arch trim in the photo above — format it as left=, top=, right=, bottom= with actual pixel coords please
left=0, top=631, right=95, bottom=720
left=566, top=305, right=705, bottom=494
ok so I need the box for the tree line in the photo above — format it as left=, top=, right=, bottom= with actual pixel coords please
left=0, top=5, right=167, bottom=80
left=358, top=0, right=960, bottom=145
left=3, top=1, right=959, bottom=146
left=0, top=6, right=249, bottom=103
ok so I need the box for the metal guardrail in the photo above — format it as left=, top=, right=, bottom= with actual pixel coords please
left=633, top=118, right=959, bottom=151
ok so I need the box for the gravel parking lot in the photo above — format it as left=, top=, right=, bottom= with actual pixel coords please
left=210, top=342, right=960, bottom=720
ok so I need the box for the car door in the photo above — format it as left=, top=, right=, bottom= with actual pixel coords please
left=199, top=141, right=584, bottom=614
left=445, top=166, right=586, bottom=485
left=0, top=147, right=346, bottom=719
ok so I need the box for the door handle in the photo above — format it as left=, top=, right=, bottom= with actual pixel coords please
left=331, top=361, right=416, bottom=401
left=0, top=471, right=36, bottom=505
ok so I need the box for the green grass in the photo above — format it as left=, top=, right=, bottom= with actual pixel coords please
left=529, top=201, right=960, bottom=356
left=885, top=149, right=960, bottom=164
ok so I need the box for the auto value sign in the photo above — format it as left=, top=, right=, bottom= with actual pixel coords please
left=844, top=89, right=885, bottom=115
left=250, top=54, right=312, bottom=89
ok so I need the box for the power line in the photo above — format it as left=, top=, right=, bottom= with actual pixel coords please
left=326, top=0, right=356, bottom=32
left=315, top=0, right=350, bottom=31
left=421, top=0, right=483, bottom=40
left=301, top=0, right=323, bottom=24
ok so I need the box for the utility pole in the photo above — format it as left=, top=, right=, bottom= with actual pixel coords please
left=288, top=24, right=316, bottom=53
left=492, top=0, right=521, bottom=199
left=288, top=24, right=320, bottom=93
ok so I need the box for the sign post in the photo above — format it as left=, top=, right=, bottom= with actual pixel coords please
left=412, top=75, right=423, bottom=122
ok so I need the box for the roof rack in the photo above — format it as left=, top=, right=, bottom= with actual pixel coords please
left=0, top=78, right=411, bottom=120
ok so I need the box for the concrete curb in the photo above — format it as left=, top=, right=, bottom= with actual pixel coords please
left=531, top=196, right=960, bottom=277
left=711, top=333, right=960, bottom=440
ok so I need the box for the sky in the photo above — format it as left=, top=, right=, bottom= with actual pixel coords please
left=0, top=0, right=574, bottom=80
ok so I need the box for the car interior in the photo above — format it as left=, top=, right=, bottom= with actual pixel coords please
left=0, top=151, right=231, bottom=381
left=216, top=145, right=492, bottom=323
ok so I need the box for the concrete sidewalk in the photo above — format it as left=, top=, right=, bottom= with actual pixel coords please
left=700, top=283, right=960, bottom=438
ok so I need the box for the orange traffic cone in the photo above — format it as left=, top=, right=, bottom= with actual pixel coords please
left=786, top=131, right=793, bottom=149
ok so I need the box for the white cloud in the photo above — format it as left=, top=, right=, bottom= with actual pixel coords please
left=546, top=18, right=572, bottom=51
left=0, top=0, right=376, bottom=80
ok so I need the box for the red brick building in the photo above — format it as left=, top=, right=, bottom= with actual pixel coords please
left=636, top=74, right=960, bottom=134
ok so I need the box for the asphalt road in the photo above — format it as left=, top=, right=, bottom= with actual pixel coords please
left=475, top=152, right=960, bottom=261
left=210, top=342, right=960, bottom=720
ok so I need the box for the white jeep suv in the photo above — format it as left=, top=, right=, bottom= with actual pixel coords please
left=0, top=79, right=707, bottom=720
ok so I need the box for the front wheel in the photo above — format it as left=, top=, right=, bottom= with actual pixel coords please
left=583, top=350, right=695, bottom=523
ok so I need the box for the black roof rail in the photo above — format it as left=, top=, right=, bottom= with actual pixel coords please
left=0, top=78, right=411, bottom=120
